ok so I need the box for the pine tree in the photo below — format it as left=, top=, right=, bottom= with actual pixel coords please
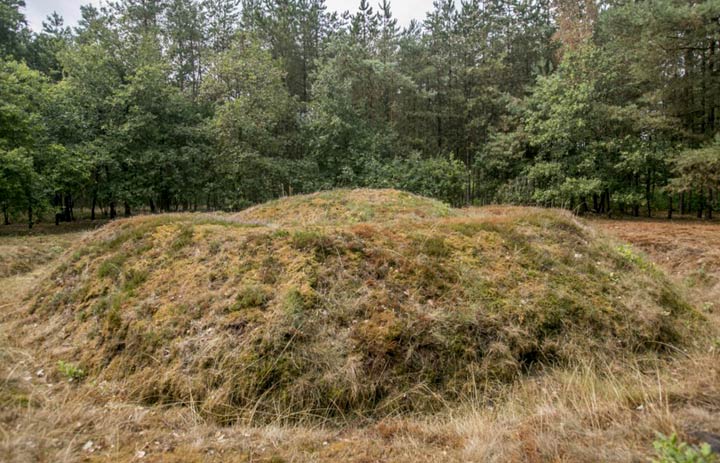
left=166, top=0, right=206, bottom=96
left=204, top=0, right=240, bottom=52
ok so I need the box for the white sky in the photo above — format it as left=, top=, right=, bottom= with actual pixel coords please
left=23, top=0, right=437, bottom=32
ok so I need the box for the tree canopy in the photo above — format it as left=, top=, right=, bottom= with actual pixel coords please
left=0, top=0, right=719, bottom=226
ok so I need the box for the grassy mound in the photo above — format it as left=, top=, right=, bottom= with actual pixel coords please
left=234, top=188, right=456, bottom=226
left=20, top=191, right=702, bottom=423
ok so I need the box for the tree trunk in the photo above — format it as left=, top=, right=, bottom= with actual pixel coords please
left=91, top=169, right=99, bottom=221
left=64, top=193, right=74, bottom=221
left=697, top=189, right=704, bottom=219
left=27, top=203, right=33, bottom=229
left=680, top=191, right=685, bottom=215
left=2, top=204, right=8, bottom=225
left=606, top=189, right=612, bottom=217
left=581, top=197, right=589, bottom=215
left=124, top=202, right=131, bottom=217
left=667, top=193, right=673, bottom=219
left=645, top=169, right=652, bottom=217
left=110, top=202, right=117, bottom=220
left=91, top=192, right=97, bottom=221
left=707, top=188, right=714, bottom=220
left=710, top=40, right=717, bottom=131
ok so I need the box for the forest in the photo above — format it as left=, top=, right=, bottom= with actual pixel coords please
left=1, top=0, right=720, bottom=227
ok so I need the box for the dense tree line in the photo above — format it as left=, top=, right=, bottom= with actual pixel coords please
left=1, top=0, right=719, bottom=227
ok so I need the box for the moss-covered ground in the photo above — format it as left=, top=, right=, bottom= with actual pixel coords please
left=2, top=192, right=718, bottom=462
left=12, top=191, right=705, bottom=424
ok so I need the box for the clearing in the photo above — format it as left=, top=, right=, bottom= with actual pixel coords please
left=1, top=191, right=718, bottom=462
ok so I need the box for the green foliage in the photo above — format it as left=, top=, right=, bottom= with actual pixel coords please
left=122, top=268, right=148, bottom=292
left=232, top=285, right=270, bottom=311
left=57, top=360, right=86, bottom=381
left=668, top=142, right=720, bottom=198
left=171, top=226, right=194, bottom=251
left=0, top=60, right=56, bottom=226
left=1, top=0, right=719, bottom=223
left=0, top=0, right=30, bottom=60
left=202, top=36, right=295, bottom=156
left=365, top=155, right=467, bottom=205
left=97, top=254, right=127, bottom=279
left=420, top=236, right=451, bottom=258
left=653, top=433, right=718, bottom=463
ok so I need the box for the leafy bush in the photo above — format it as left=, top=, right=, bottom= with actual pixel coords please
left=57, top=360, right=86, bottom=381
left=365, top=154, right=467, bottom=205
left=653, top=433, right=718, bottom=463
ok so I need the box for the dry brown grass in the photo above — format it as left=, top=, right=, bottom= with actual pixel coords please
left=234, top=188, right=455, bottom=226
left=2, top=340, right=718, bottom=462
left=594, top=218, right=720, bottom=315
left=1, top=193, right=719, bottom=462
left=12, top=201, right=702, bottom=424
left=0, top=234, right=80, bottom=279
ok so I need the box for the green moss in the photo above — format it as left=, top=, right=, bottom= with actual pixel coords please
left=171, top=225, right=194, bottom=251
left=271, top=229, right=290, bottom=239
left=231, top=285, right=270, bottom=311
left=208, top=240, right=222, bottom=255
left=291, top=230, right=325, bottom=249
left=258, top=256, right=282, bottom=284
left=538, top=294, right=584, bottom=335
left=122, top=268, right=148, bottom=293
left=658, top=287, right=696, bottom=318
left=290, top=230, right=336, bottom=259
left=208, top=270, right=229, bottom=284
left=283, top=288, right=306, bottom=315
left=421, top=236, right=451, bottom=257
left=283, top=288, right=317, bottom=319
left=91, top=292, right=125, bottom=318
left=105, top=306, right=122, bottom=333
left=44, top=288, right=73, bottom=312
left=521, top=212, right=583, bottom=234
left=26, top=191, right=707, bottom=423
left=452, top=221, right=503, bottom=236
left=141, top=330, right=165, bottom=352
left=97, top=253, right=128, bottom=279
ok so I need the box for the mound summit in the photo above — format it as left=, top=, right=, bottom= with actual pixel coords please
left=22, top=189, right=701, bottom=422
left=234, top=188, right=456, bottom=226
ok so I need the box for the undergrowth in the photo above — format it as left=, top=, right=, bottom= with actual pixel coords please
left=653, top=434, right=718, bottom=463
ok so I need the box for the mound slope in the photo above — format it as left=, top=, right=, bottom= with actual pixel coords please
left=21, top=191, right=701, bottom=422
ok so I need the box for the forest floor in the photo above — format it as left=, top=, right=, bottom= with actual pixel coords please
left=1, top=214, right=720, bottom=462
left=593, top=216, right=720, bottom=312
